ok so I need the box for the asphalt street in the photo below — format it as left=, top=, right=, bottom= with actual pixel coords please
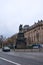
left=0, top=50, right=43, bottom=65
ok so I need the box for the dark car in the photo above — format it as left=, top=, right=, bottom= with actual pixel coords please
left=32, top=44, right=41, bottom=49
left=2, top=46, right=10, bottom=52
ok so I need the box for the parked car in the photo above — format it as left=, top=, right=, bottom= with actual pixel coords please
left=40, top=44, right=43, bottom=48
left=2, top=46, right=10, bottom=52
left=32, top=44, right=41, bottom=49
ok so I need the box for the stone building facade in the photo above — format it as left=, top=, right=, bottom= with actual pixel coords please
left=8, top=20, right=43, bottom=47
left=24, top=20, right=43, bottom=46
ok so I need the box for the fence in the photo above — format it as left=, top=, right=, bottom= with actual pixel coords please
left=14, top=48, right=43, bottom=52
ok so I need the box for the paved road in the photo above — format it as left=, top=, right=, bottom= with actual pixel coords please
left=0, top=50, right=43, bottom=65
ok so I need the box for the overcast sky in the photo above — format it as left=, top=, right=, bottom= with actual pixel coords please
left=0, top=0, right=43, bottom=38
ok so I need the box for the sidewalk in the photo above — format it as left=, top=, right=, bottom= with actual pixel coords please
left=14, top=48, right=43, bottom=52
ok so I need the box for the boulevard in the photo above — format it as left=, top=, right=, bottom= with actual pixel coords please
left=0, top=49, right=43, bottom=65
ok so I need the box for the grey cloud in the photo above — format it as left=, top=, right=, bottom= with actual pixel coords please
left=0, top=0, right=43, bottom=37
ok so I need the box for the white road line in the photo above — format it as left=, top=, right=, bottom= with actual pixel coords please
left=0, top=57, right=21, bottom=65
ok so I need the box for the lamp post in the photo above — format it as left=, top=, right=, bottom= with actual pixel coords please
left=2, top=39, right=4, bottom=48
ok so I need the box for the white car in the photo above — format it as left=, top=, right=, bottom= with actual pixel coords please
left=2, top=46, right=10, bottom=52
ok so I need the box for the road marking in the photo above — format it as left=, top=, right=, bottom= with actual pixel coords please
left=0, top=57, right=21, bottom=65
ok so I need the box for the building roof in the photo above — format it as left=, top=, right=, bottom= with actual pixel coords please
left=24, top=20, right=43, bottom=32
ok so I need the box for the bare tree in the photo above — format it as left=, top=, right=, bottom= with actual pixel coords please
left=0, top=35, right=3, bottom=48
